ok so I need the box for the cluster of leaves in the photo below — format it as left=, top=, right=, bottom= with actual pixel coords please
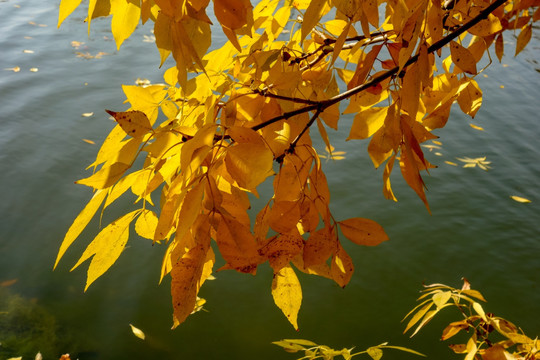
left=55, top=0, right=539, bottom=329
left=273, top=339, right=424, bottom=360
left=404, top=279, right=540, bottom=360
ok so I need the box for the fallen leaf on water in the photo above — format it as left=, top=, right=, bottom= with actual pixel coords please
left=483, top=74, right=488, bottom=78
left=24, top=36, right=33, bottom=39
left=29, top=67, right=38, bottom=72
left=135, top=78, right=151, bottom=86
left=432, top=140, right=442, bottom=145
left=82, top=139, right=95, bottom=144
left=28, top=21, right=37, bottom=25
left=129, top=324, right=146, bottom=340
left=82, top=112, right=94, bottom=117
left=502, top=64, right=509, bottom=67
left=23, top=49, right=34, bottom=54
left=421, top=144, right=441, bottom=151
left=38, top=24, right=47, bottom=27
left=0, top=279, right=18, bottom=287
left=469, top=124, right=484, bottom=131
left=500, top=85, right=504, bottom=89
left=456, top=156, right=491, bottom=170
left=142, top=35, right=156, bottom=43
left=14, top=4, right=21, bottom=8
left=5, top=67, right=21, bottom=72
left=76, top=52, right=109, bottom=59
left=435, top=152, right=443, bottom=156
left=445, top=161, right=458, bottom=166
left=71, top=41, right=85, bottom=49
left=510, top=196, right=531, bottom=203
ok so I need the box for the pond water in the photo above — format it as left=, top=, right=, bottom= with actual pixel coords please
left=1, top=1, right=539, bottom=359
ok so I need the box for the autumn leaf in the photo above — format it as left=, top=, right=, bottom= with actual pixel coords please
left=129, top=324, right=146, bottom=340
left=272, top=264, right=302, bottom=330
left=338, top=218, right=389, bottom=246
left=510, top=195, right=531, bottom=203
left=105, top=110, right=153, bottom=138
left=71, top=210, right=139, bottom=290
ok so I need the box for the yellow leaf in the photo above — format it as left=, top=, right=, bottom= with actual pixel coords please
left=457, top=80, right=482, bottom=118
left=450, top=41, right=477, bottom=75
left=106, top=110, right=153, bottom=138
left=58, top=0, right=82, bottom=27
left=82, top=112, right=94, bottom=117
left=72, top=210, right=139, bottom=290
left=469, top=124, right=484, bottom=131
left=110, top=0, right=142, bottom=50
left=82, top=139, right=95, bottom=144
left=347, top=107, right=387, bottom=140
left=272, top=264, right=302, bottom=330
left=225, top=142, right=274, bottom=190
left=76, top=162, right=131, bottom=189
left=135, top=209, right=159, bottom=239
left=510, top=195, right=531, bottom=203
left=338, top=217, right=389, bottom=246
left=445, top=161, right=457, bottom=166
left=301, top=0, right=328, bottom=43
left=129, top=324, right=146, bottom=340
left=55, top=190, right=107, bottom=269
left=171, top=239, right=211, bottom=328
left=515, top=23, right=532, bottom=56
left=468, top=13, right=502, bottom=37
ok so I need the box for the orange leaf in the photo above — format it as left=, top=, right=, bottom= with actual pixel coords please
left=338, top=217, right=388, bottom=246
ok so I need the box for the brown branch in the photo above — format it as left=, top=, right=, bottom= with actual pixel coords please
left=250, top=0, right=508, bottom=133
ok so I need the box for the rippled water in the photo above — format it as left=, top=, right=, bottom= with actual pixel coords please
left=1, top=1, right=539, bottom=359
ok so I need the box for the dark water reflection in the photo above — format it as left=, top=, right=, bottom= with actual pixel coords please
left=0, top=1, right=539, bottom=359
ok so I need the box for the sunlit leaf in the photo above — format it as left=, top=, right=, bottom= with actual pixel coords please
left=272, top=264, right=302, bottom=330
left=72, top=210, right=139, bottom=290
left=510, top=195, right=531, bottom=203
left=129, top=324, right=146, bottom=340
left=338, top=218, right=388, bottom=246
left=106, top=110, right=153, bottom=138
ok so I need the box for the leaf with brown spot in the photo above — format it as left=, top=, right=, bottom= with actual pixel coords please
left=106, top=110, right=153, bottom=138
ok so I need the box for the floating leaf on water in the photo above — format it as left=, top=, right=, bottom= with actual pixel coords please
left=142, top=35, right=155, bottom=43
left=500, top=85, right=505, bottom=88
left=82, top=139, right=95, bottom=144
left=510, top=195, right=531, bottom=203
left=456, top=156, right=491, bottom=170
left=129, top=324, right=146, bottom=340
left=432, top=140, right=442, bottom=145
left=38, top=24, right=47, bottom=27
left=0, top=279, right=18, bottom=287
left=24, top=36, right=33, bottom=39
left=135, top=78, right=151, bottom=86
left=434, top=152, right=443, bottom=156
left=82, top=112, right=94, bottom=117
left=5, top=67, right=21, bottom=72
left=23, top=49, right=34, bottom=54
left=421, top=144, right=441, bottom=152
left=71, top=41, right=85, bottom=49
left=445, top=161, right=458, bottom=166
left=502, top=64, right=509, bottom=67
left=483, top=74, right=488, bottom=78
left=469, top=124, right=484, bottom=131
left=28, top=21, right=37, bottom=25
left=29, top=67, right=38, bottom=72
left=35, top=352, right=43, bottom=360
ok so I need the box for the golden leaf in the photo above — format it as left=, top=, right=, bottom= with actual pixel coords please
left=515, top=23, right=532, bottom=56
left=510, top=195, right=531, bottom=203
left=450, top=41, right=477, bottom=75
left=106, top=110, right=153, bottom=138
left=110, top=0, right=141, bottom=50
left=76, top=162, right=131, bottom=189
left=135, top=209, right=159, bottom=239
left=272, top=264, right=302, bottom=330
left=55, top=190, right=107, bottom=269
left=129, top=324, right=146, bottom=340
left=72, top=210, right=139, bottom=290
left=330, top=244, right=354, bottom=288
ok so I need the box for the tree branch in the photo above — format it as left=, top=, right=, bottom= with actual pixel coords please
left=249, top=0, right=508, bottom=133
